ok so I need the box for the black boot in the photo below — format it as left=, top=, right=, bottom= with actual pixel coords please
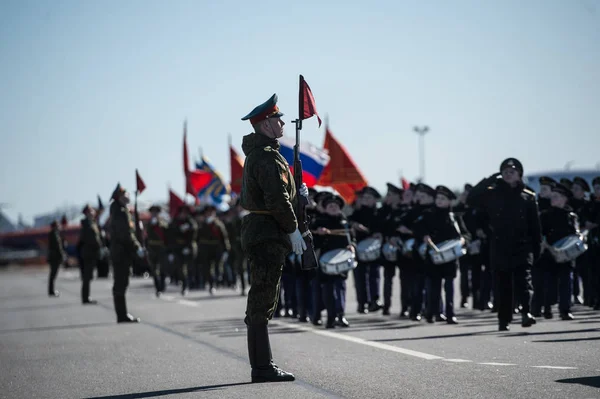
left=249, top=324, right=294, bottom=383
left=521, top=313, right=536, bottom=327
left=114, top=295, right=140, bottom=323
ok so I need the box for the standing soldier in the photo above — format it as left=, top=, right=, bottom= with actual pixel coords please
left=109, top=184, right=145, bottom=323
left=79, top=205, right=102, bottom=305
left=147, top=205, right=169, bottom=297
left=467, top=158, right=542, bottom=331
left=47, top=220, right=66, bottom=297
left=169, top=204, right=198, bottom=296
left=197, top=205, right=231, bottom=295
left=240, top=93, right=308, bottom=383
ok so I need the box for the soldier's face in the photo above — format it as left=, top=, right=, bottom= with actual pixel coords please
left=119, top=193, right=130, bottom=206
left=572, top=184, right=585, bottom=199
left=435, top=194, right=451, bottom=208
left=263, top=117, right=285, bottom=139
left=501, top=168, right=520, bottom=185
left=594, top=184, right=600, bottom=198
left=362, top=194, right=376, bottom=207
left=325, top=203, right=341, bottom=216
left=539, top=185, right=552, bottom=198
left=402, top=190, right=414, bottom=204
left=550, top=191, right=567, bottom=208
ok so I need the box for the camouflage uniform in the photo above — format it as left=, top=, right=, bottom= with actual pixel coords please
left=197, top=213, right=230, bottom=292
left=47, top=223, right=66, bottom=296
left=109, top=187, right=143, bottom=322
left=169, top=208, right=198, bottom=295
left=79, top=212, right=102, bottom=303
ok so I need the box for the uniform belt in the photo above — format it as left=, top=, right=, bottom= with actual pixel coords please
left=248, top=210, right=272, bottom=215
left=148, top=240, right=164, bottom=246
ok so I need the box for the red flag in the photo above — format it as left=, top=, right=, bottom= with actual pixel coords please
left=299, top=75, right=322, bottom=127
left=401, top=177, right=410, bottom=190
left=188, top=170, right=212, bottom=196
left=182, top=121, right=195, bottom=196
left=317, top=125, right=368, bottom=204
left=60, top=214, right=68, bottom=227
left=230, top=145, right=245, bottom=194
left=136, top=169, right=146, bottom=194
left=169, top=189, right=185, bottom=218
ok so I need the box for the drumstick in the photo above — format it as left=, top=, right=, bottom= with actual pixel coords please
left=427, top=238, right=441, bottom=253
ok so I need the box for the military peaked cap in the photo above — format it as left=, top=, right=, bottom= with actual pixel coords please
left=111, top=183, right=126, bottom=200
left=436, top=185, right=457, bottom=200
left=559, top=178, right=573, bottom=190
left=593, top=177, right=600, bottom=187
left=386, top=183, right=403, bottom=196
left=241, top=93, right=284, bottom=125
left=573, top=176, right=590, bottom=192
left=416, top=183, right=436, bottom=197
left=360, top=186, right=382, bottom=199
left=315, top=191, right=334, bottom=205
left=552, top=183, right=572, bottom=199
left=323, top=194, right=345, bottom=209
left=539, top=176, right=557, bottom=186
left=500, top=158, right=523, bottom=176
left=464, top=183, right=473, bottom=191
left=149, top=205, right=162, bottom=213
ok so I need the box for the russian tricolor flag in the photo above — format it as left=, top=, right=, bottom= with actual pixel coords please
left=278, top=135, right=330, bottom=187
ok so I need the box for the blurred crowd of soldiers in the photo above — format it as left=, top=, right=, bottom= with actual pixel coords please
left=45, top=159, right=600, bottom=331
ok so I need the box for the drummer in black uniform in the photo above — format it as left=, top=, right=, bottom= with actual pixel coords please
left=413, top=185, right=464, bottom=324
left=587, top=177, right=600, bottom=310
left=571, top=177, right=592, bottom=306
left=313, top=194, right=354, bottom=328
left=349, top=186, right=384, bottom=313
left=539, top=182, right=580, bottom=320
left=381, top=183, right=405, bottom=316
left=537, top=176, right=556, bottom=213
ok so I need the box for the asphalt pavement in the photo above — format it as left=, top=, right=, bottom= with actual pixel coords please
left=1, top=265, right=599, bottom=399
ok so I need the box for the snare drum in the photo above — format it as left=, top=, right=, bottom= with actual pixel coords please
left=381, top=243, right=399, bottom=262
left=429, top=239, right=466, bottom=265
left=319, top=248, right=358, bottom=275
left=402, top=238, right=415, bottom=257
left=467, top=239, right=481, bottom=255
left=357, top=238, right=382, bottom=262
left=551, top=234, right=588, bottom=263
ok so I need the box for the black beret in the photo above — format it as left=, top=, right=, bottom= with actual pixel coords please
left=149, top=205, right=162, bottom=213
left=415, top=183, right=436, bottom=197
left=323, top=194, right=345, bottom=209
left=559, top=178, right=573, bottom=190
left=436, top=185, right=457, bottom=200
left=360, top=186, right=381, bottom=199
left=386, top=183, right=403, bottom=196
left=573, top=176, right=590, bottom=192
left=539, top=176, right=556, bottom=186
left=315, top=191, right=333, bottom=205
left=552, top=183, right=573, bottom=199
left=500, top=158, right=523, bottom=175
left=593, top=177, right=600, bottom=187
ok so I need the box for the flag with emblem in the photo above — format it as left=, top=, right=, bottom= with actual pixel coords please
left=278, top=135, right=329, bottom=187
left=195, top=155, right=231, bottom=205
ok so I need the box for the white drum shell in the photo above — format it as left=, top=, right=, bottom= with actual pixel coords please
left=319, top=248, right=358, bottom=275
left=357, top=238, right=382, bottom=262
left=402, top=239, right=415, bottom=256
left=429, top=240, right=467, bottom=265
left=551, top=235, right=588, bottom=263
left=382, top=243, right=398, bottom=262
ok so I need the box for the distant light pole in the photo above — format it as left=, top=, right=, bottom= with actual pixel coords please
left=413, top=126, right=430, bottom=182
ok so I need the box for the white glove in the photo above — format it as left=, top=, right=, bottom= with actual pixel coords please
left=299, top=183, right=309, bottom=199
left=168, top=254, right=175, bottom=263
left=288, top=229, right=307, bottom=255
left=136, top=248, right=145, bottom=258
left=182, top=247, right=190, bottom=256
left=180, top=223, right=189, bottom=232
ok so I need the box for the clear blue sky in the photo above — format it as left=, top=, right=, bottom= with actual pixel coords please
left=1, top=0, right=599, bottom=223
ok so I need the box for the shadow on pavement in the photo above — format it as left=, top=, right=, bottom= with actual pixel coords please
left=84, top=382, right=254, bottom=399
left=556, top=375, right=600, bottom=389
left=0, top=322, right=115, bottom=334
left=1, top=302, right=86, bottom=312
left=533, top=336, right=600, bottom=343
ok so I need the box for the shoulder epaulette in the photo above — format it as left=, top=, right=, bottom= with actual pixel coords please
left=523, top=188, right=536, bottom=197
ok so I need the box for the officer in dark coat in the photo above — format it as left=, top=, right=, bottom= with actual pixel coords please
left=538, top=183, right=580, bottom=320
left=79, top=204, right=102, bottom=304
left=109, top=184, right=144, bottom=323
left=47, top=220, right=66, bottom=297
left=467, top=158, right=541, bottom=331
left=239, top=93, right=309, bottom=383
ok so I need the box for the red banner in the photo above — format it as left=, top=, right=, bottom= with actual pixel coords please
left=136, top=169, right=146, bottom=194
left=299, top=75, right=322, bottom=127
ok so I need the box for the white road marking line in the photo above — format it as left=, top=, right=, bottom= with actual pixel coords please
left=531, top=366, right=578, bottom=370
left=443, top=359, right=473, bottom=363
left=177, top=299, right=199, bottom=307
left=161, top=295, right=175, bottom=301
left=479, top=362, right=517, bottom=366
left=271, top=320, right=443, bottom=360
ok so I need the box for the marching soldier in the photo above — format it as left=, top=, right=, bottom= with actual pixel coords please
left=79, top=204, right=102, bottom=304
left=147, top=205, right=169, bottom=297
left=197, top=205, right=231, bottom=295
left=538, top=182, right=580, bottom=320
left=169, top=204, right=198, bottom=296
left=414, top=185, right=464, bottom=324
left=537, top=176, right=556, bottom=213
left=224, top=202, right=248, bottom=296
left=467, top=158, right=541, bottom=331
left=571, top=177, right=591, bottom=306
left=47, top=220, right=66, bottom=297
left=109, top=184, right=145, bottom=323
left=239, top=93, right=308, bottom=382
left=381, top=183, right=405, bottom=315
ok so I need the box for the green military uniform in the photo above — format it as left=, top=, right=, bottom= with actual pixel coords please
left=79, top=205, right=102, bottom=304
left=168, top=205, right=198, bottom=295
left=225, top=208, right=247, bottom=295
left=47, top=221, right=66, bottom=297
left=146, top=206, right=169, bottom=296
left=197, top=208, right=231, bottom=293
left=109, top=184, right=143, bottom=323
left=239, top=92, right=296, bottom=383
